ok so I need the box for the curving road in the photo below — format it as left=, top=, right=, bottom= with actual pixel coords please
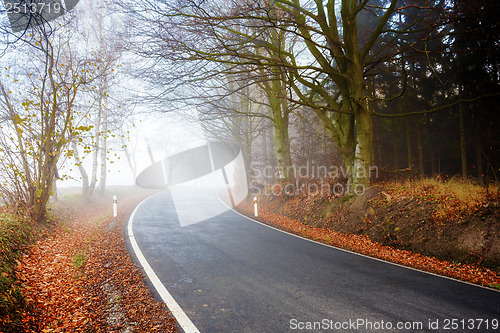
left=126, top=188, right=500, bottom=332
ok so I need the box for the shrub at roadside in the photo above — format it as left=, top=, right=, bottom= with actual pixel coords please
left=0, top=210, right=36, bottom=332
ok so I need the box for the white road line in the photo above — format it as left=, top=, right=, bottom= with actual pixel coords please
left=220, top=197, right=499, bottom=293
left=127, top=194, right=201, bottom=333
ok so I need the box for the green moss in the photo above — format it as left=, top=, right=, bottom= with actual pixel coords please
left=340, top=194, right=354, bottom=203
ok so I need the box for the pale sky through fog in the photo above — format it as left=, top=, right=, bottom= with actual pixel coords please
left=0, top=0, right=243, bottom=193
left=58, top=109, right=208, bottom=188
left=0, top=0, right=210, bottom=190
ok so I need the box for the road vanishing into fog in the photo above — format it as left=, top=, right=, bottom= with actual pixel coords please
left=126, top=188, right=500, bottom=333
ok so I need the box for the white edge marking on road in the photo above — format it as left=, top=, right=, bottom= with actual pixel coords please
left=127, top=194, right=201, bottom=333
left=219, top=197, right=499, bottom=293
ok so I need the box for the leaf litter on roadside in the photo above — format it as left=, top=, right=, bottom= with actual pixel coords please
left=16, top=191, right=178, bottom=332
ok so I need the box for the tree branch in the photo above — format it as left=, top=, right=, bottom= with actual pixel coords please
left=374, top=93, right=500, bottom=117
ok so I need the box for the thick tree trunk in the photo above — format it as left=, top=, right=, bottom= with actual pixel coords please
left=272, top=111, right=294, bottom=184
left=262, top=121, right=269, bottom=176
left=323, top=101, right=355, bottom=187
left=348, top=58, right=373, bottom=189
left=353, top=106, right=373, bottom=189
left=372, top=117, right=382, bottom=170
left=32, top=145, right=58, bottom=221
left=267, top=24, right=295, bottom=186
left=265, top=122, right=276, bottom=184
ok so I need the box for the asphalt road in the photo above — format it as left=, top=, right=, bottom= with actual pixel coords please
left=127, top=188, right=500, bottom=332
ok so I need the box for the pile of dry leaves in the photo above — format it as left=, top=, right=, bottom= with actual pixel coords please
left=15, top=189, right=178, bottom=332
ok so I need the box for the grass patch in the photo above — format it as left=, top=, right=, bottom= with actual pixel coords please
left=384, top=178, right=497, bottom=220
left=0, top=210, right=35, bottom=331
left=72, top=250, right=86, bottom=269
left=340, top=193, right=354, bottom=203
left=487, top=284, right=500, bottom=291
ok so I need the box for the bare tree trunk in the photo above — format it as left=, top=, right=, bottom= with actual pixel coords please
left=392, top=119, right=399, bottom=172
left=98, top=81, right=108, bottom=195
left=88, top=100, right=102, bottom=198
left=369, top=78, right=379, bottom=169
left=123, top=135, right=137, bottom=180
left=241, top=90, right=254, bottom=185
left=474, top=115, right=483, bottom=184
left=146, top=139, right=155, bottom=164
left=265, top=24, right=295, bottom=186
left=354, top=104, right=373, bottom=188
left=52, top=180, right=58, bottom=202
left=272, top=110, right=294, bottom=184
left=417, top=122, right=424, bottom=178
left=406, top=117, right=413, bottom=178
left=372, top=117, right=383, bottom=171
left=72, top=140, right=90, bottom=199
left=459, top=89, right=467, bottom=179
left=262, top=121, right=269, bottom=182
left=426, top=127, right=437, bottom=176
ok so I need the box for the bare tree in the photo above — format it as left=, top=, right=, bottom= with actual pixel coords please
left=121, top=0, right=443, bottom=189
left=0, top=21, right=99, bottom=220
left=70, top=0, right=124, bottom=199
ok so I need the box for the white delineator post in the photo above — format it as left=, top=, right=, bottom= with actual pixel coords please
left=113, top=196, right=117, bottom=217
left=254, top=196, right=258, bottom=217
